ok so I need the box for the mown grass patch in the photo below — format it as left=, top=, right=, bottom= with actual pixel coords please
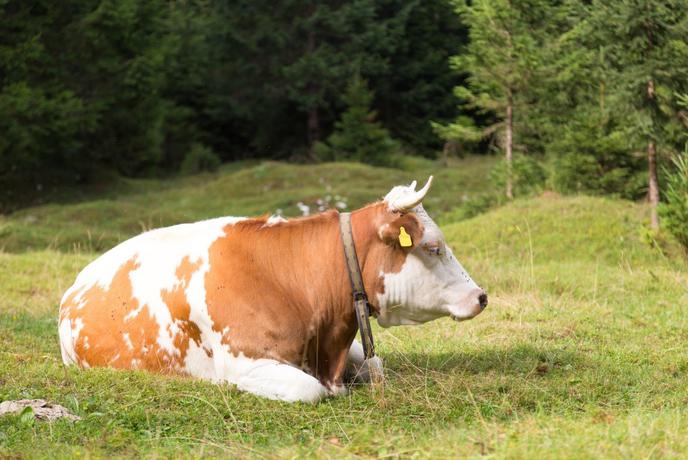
left=1, top=158, right=687, bottom=457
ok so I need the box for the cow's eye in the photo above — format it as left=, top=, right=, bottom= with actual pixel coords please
left=423, top=242, right=443, bottom=256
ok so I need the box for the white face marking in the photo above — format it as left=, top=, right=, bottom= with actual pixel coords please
left=376, top=204, right=484, bottom=327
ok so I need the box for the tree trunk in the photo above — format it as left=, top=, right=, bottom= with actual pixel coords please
left=505, top=94, right=514, bottom=200
left=441, top=140, right=455, bottom=167
left=647, top=79, right=659, bottom=230
left=307, top=107, right=320, bottom=156
left=648, top=139, right=660, bottom=230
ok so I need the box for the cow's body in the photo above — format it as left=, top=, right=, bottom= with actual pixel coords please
left=59, top=179, right=487, bottom=402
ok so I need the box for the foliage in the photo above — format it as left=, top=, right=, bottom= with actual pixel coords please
left=490, top=155, right=547, bottom=199
left=0, top=0, right=467, bottom=206
left=438, top=193, right=498, bottom=223
left=180, top=144, right=222, bottom=175
left=372, top=0, right=467, bottom=152
left=0, top=0, right=179, bottom=185
left=550, top=116, right=646, bottom=199
left=441, top=0, right=546, bottom=140
left=315, top=76, right=399, bottom=166
left=539, top=0, right=688, bottom=201
left=199, top=0, right=460, bottom=159
left=659, top=151, right=688, bottom=250
left=436, top=0, right=555, bottom=198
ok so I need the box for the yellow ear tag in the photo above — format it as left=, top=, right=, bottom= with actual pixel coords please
left=398, top=226, right=413, bottom=247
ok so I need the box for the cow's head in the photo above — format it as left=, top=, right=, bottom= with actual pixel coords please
left=369, top=177, right=487, bottom=327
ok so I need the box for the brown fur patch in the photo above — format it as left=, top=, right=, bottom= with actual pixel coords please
left=61, top=257, right=203, bottom=373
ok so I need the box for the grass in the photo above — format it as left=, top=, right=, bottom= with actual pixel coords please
left=1, top=156, right=687, bottom=458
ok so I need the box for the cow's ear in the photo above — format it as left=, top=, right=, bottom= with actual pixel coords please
left=378, top=214, right=423, bottom=249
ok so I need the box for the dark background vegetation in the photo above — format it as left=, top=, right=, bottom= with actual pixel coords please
left=0, top=0, right=464, bottom=196
left=0, top=0, right=687, bottom=246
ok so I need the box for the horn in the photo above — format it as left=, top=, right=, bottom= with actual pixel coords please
left=391, top=176, right=433, bottom=211
left=409, top=180, right=417, bottom=190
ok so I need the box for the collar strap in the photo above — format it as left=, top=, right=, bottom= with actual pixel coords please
left=338, top=212, right=376, bottom=359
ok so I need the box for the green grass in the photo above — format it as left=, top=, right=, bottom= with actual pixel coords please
left=1, top=156, right=687, bottom=458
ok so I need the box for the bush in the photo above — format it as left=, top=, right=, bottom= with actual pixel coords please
left=438, top=193, right=498, bottom=224
left=490, top=155, right=547, bottom=198
left=549, top=119, right=645, bottom=199
left=659, top=151, right=688, bottom=251
left=180, top=143, right=221, bottom=174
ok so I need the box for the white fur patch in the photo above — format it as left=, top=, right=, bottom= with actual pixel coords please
left=264, top=215, right=288, bottom=226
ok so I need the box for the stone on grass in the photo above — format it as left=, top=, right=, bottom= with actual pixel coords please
left=0, top=399, right=81, bottom=422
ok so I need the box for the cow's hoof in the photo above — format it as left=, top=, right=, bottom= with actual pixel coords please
left=328, top=384, right=348, bottom=397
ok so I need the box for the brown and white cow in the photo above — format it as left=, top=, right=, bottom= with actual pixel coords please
left=58, top=178, right=487, bottom=402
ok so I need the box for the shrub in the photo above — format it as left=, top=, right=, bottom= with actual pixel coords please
left=490, top=155, right=547, bottom=198
left=549, top=118, right=645, bottom=199
left=180, top=143, right=221, bottom=174
left=659, top=151, right=688, bottom=251
left=438, top=193, right=498, bottom=224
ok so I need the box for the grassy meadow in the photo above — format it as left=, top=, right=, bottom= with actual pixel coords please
left=1, top=156, right=687, bottom=458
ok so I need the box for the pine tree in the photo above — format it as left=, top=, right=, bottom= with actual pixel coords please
left=437, top=0, right=551, bottom=199
left=584, top=0, right=688, bottom=229
left=316, top=75, right=398, bottom=166
left=373, top=0, right=467, bottom=153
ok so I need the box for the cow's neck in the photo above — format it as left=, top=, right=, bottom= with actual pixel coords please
left=249, top=204, right=387, bottom=387
left=348, top=202, right=390, bottom=311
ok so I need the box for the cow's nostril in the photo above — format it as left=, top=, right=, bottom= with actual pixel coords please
left=478, top=293, right=488, bottom=309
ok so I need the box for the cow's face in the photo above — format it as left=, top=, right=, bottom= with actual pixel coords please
left=373, top=178, right=487, bottom=327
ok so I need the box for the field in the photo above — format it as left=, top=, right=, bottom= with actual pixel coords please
left=1, top=156, right=687, bottom=458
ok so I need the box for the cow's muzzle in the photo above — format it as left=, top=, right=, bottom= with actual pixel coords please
left=479, top=292, right=488, bottom=310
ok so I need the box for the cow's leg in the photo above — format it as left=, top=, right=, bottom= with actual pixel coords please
left=58, top=318, right=79, bottom=366
left=344, top=340, right=384, bottom=383
left=226, top=358, right=329, bottom=403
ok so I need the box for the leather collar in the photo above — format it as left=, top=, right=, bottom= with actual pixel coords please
left=338, top=212, right=376, bottom=359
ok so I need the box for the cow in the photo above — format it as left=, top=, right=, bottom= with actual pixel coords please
left=58, top=177, right=487, bottom=402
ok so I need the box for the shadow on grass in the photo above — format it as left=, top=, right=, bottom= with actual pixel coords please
left=387, top=343, right=584, bottom=378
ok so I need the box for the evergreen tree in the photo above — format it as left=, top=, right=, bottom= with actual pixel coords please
left=589, top=0, right=688, bottom=230
left=0, top=0, right=179, bottom=186
left=537, top=2, right=647, bottom=198
left=548, top=0, right=688, bottom=226
left=437, top=0, right=551, bottom=199
left=373, top=0, right=467, bottom=153
left=315, top=75, right=398, bottom=166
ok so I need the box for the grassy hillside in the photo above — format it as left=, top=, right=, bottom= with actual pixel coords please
left=0, top=156, right=495, bottom=253
left=1, top=157, right=687, bottom=458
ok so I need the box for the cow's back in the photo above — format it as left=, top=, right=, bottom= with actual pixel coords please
left=58, top=216, right=245, bottom=375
